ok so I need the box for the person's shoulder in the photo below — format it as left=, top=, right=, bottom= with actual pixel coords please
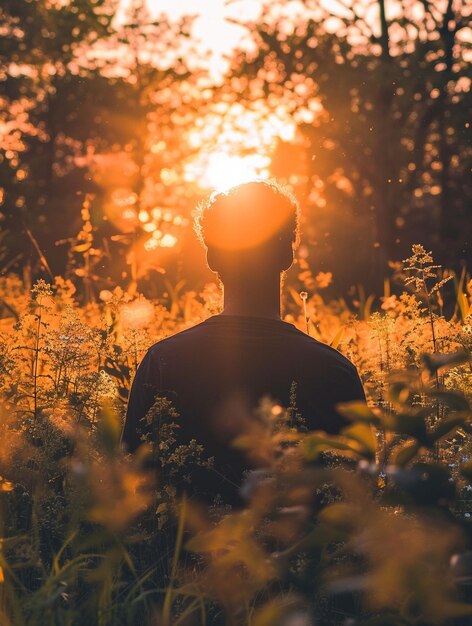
left=146, top=318, right=212, bottom=356
left=311, top=337, right=356, bottom=368
left=286, top=323, right=358, bottom=372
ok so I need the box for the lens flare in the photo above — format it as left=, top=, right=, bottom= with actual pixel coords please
left=187, top=151, right=270, bottom=193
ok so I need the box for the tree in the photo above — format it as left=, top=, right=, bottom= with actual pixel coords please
left=0, top=0, right=115, bottom=281
left=0, top=0, right=207, bottom=297
left=221, top=0, right=471, bottom=288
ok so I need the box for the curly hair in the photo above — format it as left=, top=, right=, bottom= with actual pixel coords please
left=194, top=180, right=300, bottom=254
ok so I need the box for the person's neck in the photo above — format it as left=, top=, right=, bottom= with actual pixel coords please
left=221, top=273, right=282, bottom=320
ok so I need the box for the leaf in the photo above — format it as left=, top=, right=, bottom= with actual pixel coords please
left=117, top=385, right=129, bottom=403
left=422, top=351, right=470, bottom=375
left=318, top=503, right=358, bottom=534
left=303, top=433, right=354, bottom=461
left=390, top=408, right=429, bottom=442
left=388, top=379, right=415, bottom=405
left=389, top=463, right=454, bottom=506
left=428, top=416, right=466, bottom=444
left=288, top=286, right=303, bottom=304
left=329, top=325, right=344, bottom=349
left=363, top=293, right=375, bottom=319
left=342, top=423, right=377, bottom=458
left=395, top=442, right=420, bottom=467
left=73, top=242, right=92, bottom=253
left=251, top=598, right=299, bottom=626
left=336, top=401, right=380, bottom=425
left=96, top=403, right=121, bottom=454
left=428, top=391, right=470, bottom=412
left=457, top=290, right=471, bottom=321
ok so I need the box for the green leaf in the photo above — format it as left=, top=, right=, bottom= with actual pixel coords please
left=390, top=408, right=429, bottom=442
left=363, top=293, right=375, bottom=319
left=303, top=433, right=354, bottom=461
left=422, top=351, right=470, bottom=375
left=428, top=391, right=470, bottom=412
left=336, top=401, right=380, bottom=425
left=342, top=423, right=377, bottom=458
left=395, top=442, right=420, bottom=466
left=457, top=290, right=471, bottom=321
left=387, top=379, right=414, bottom=405
left=318, top=503, right=357, bottom=534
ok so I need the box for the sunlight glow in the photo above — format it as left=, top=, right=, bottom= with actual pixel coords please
left=160, top=233, right=178, bottom=248
left=120, top=298, right=155, bottom=329
left=188, top=151, right=271, bottom=192
left=182, top=103, right=297, bottom=192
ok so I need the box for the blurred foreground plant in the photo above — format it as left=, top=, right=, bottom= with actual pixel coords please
left=166, top=351, right=472, bottom=626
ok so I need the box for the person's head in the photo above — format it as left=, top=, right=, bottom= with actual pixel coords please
left=195, top=180, right=300, bottom=283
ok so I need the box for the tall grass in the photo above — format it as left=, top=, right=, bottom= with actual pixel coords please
left=0, top=245, right=471, bottom=625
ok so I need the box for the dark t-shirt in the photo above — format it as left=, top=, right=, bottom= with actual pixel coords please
left=122, top=314, right=365, bottom=504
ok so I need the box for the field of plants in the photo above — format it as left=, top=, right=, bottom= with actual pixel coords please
left=0, top=243, right=472, bottom=626
left=2, top=0, right=471, bottom=624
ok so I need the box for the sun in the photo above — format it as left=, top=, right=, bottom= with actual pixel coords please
left=182, top=101, right=297, bottom=192
left=196, top=151, right=271, bottom=192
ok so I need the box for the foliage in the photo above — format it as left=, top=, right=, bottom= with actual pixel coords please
left=205, top=0, right=472, bottom=284
left=1, top=1, right=470, bottom=292
left=0, top=246, right=471, bottom=624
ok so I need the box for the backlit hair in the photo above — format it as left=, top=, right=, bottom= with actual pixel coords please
left=194, top=179, right=300, bottom=253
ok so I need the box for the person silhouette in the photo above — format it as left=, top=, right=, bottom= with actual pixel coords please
left=122, top=180, right=365, bottom=505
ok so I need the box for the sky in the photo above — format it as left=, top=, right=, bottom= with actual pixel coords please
left=115, top=0, right=263, bottom=77
left=113, top=0, right=367, bottom=78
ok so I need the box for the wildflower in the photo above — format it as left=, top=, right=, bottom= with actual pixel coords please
left=96, top=370, right=116, bottom=400
left=120, top=297, right=154, bottom=329
left=402, top=243, right=452, bottom=295
left=315, top=271, right=333, bottom=289
left=31, top=279, right=54, bottom=305
left=99, top=289, right=113, bottom=302
left=381, top=294, right=398, bottom=312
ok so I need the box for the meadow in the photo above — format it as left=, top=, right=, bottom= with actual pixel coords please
left=0, top=244, right=472, bottom=626
left=1, top=1, right=471, bottom=623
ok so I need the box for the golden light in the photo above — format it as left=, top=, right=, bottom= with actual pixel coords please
left=186, top=150, right=271, bottom=193
left=122, top=208, right=137, bottom=221
left=143, top=237, right=159, bottom=251
left=120, top=297, right=155, bottom=329
left=160, top=233, right=178, bottom=248
left=111, top=188, right=137, bottom=207
left=183, top=101, right=297, bottom=192
left=203, top=181, right=295, bottom=251
left=143, top=222, right=156, bottom=232
left=142, top=232, right=177, bottom=250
